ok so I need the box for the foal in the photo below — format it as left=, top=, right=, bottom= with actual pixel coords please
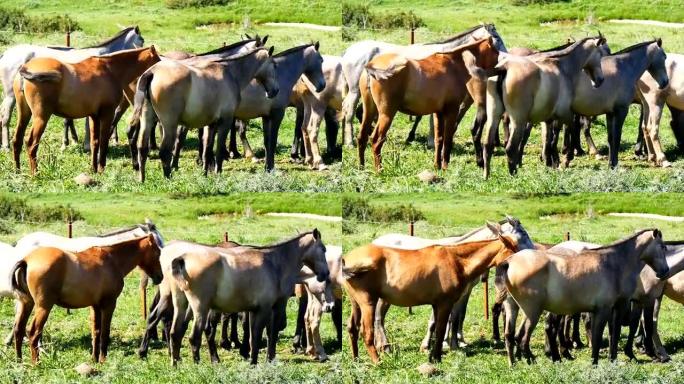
left=11, top=234, right=163, bottom=363
left=13, top=46, right=160, bottom=175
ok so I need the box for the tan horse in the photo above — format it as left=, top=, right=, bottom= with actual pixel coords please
left=12, top=46, right=160, bottom=175
left=482, top=36, right=606, bottom=177
left=131, top=47, right=279, bottom=181
left=10, top=234, right=163, bottom=363
left=343, top=220, right=532, bottom=363
left=504, top=229, right=669, bottom=366
left=358, top=37, right=500, bottom=171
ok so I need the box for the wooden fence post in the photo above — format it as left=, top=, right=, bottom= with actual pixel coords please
left=224, top=231, right=229, bottom=242
left=66, top=29, right=71, bottom=47
left=408, top=220, right=415, bottom=315
left=564, top=231, right=570, bottom=241
left=66, top=217, right=72, bottom=315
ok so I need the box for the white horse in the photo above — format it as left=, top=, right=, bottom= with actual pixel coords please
left=0, top=26, right=144, bottom=149
left=339, top=24, right=507, bottom=146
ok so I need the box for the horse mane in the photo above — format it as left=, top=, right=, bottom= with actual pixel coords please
left=83, top=26, right=138, bottom=48
left=247, top=231, right=314, bottom=250
left=435, top=37, right=491, bottom=56
left=426, top=24, right=489, bottom=45
left=530, top=36, right=597, bottom=58
left=96, top=224, right=147, bottom=237
left=610, top=40, right=658, bottom=56
left=197, top=39, right=258, bottom=56
left=211, top=47, right=266, bottom=63
left=274, top=43, right=314, bottom=57
left=538, top=40, right=575, bottom=53
left=594, top=228, right=657, bottom=250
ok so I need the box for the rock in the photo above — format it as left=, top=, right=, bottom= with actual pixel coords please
left=75, top=362, right=95, bottom=377
left=74, top=173, right=95, bottom=186
left=417, top=170, right=437, bottom=183
left=417, top=362, right=438, bottom=377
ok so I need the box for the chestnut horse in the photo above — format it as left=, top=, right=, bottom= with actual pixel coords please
left=11, top=234, right=163, bottom=363
left=358, top=37, right=500, bottom=171
left=12, top=46, right=160, bottom=175
left=343, top=220, right=532, bottom=363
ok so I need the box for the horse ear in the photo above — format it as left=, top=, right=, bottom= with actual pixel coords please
left=245, top=33, right=252, bottom=39
left=313, top=228, right=321, bottom=240
left=135, top=26, right=140, bottom=34
left=486, top=221, right=502, bottom=236
left=262, top=35, right=269, bottom=45
left=149, top=45, right=157, bottom=55
left=657, top=38, right=663, bottom=47
left=268, top=46, right=275, bottom=57
left=314, top=41, right=320, bottom=51
left=653, top=229, right=662, bottom=239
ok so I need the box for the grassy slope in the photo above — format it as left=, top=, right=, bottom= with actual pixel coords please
left=0, top=193, right=342, bottom=383
left=341, top=193, right=684, bottom=383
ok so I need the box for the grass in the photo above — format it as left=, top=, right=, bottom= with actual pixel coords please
left=341, top=192, right=684, bottom=383
left=0, top=193, right=342, bottom=383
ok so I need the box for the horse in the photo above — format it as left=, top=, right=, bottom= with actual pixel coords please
left=225, top=43, right=326, bottom=172
left=11, top=234, right=163, bottom=363
left=481, top=36, right=606, bottom=178
left=126, top=37, right=267, bottom=171
left=340, top=23, right=507, bottom=147
left=287, top=54, right=345, bottom=170
left=166, top=229, right=329, bottom=365
left=359, top=37, right=500, bottom=171
left=12, top=46, right=161, bottom=175
left=343, top=219, right=533, bottom=363
left=564, top=40, right=669, bottom=168
left=130, top=47, right=279, bottom=181
left=0, top=26, right=144, bottom=151
left=503, top=229, right=669, bottom=366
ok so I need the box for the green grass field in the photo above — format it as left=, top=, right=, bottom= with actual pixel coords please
left=0, top=193, right=343, bottom=383
left=341, top=193, right=684, bottom=383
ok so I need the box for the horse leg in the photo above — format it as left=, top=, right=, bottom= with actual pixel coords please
left=13, top=299, right=33, bottom=361
left=204, top=311, right=221, bottom=363
left=305, top=292, right=327, bottom=361
left=238, top=121, right=254, bottom=159
left=519, top=309, right=542, bottom=365
left=544, top=314, right=562, bottom=362
left=25, top=113, right=51, bottom=176
left=238, top=312, right=250, bottom=359
left=62, top=119, right=72, bottom=150
left=342, top=89, right=360, bottom=147
left=482, top=78, right=504, bottom=178
left=196, top=126, right=205, bottom=165
left=609, top=299, right=629, bottom=362
left=356, top=89, right=377, bottom=169
left=263, top=110, right=286, bottom=172
left=558, top=315, right=574, bottom=359
left=0, top=93, right=16, bottom=150
left=324, top=107, right=340, bottom=160
left=229, top=118, right=242, bottom=159
left=441, top=111, right=461, bottom=169
left=471, top=103, right=487, bottom=168
left=293, top=293, right=308, bottom=353
left=138, top=291, right=169, bottom=358
left=214, top=117, right=232, bottom=173
left=188, top=302, right=209, bottom=363
left=249, top=309, right=270, bottom=364
left=28, top=304, right=52, bottom=363
left=171, top=126, right=187, bottom=171
left=202, top=124, right=217, bottom=176
left=374, top=298, right=391, bottom=353
left=290, top=103, right=304, bottom=161
left=229, top=313, right=241, bottom=349
left=358, top=296, right=380, bottom=363
left=624, top=303, right=641, bottom=361
left=89, top=305, right=103, bottom=362
left=667, top=104, right=684, bottom=154
left=301, top=102, right=314, bottom=167
left=571, top=313, right=584, bottom=348
left=96, top=110, right=115, bottom=172
left=420, top=309, right=436, bottom=353
left=590, top=309, right=610, bottom=365
left=643, top=102, right=669, bottom=167
left=347, top=298, right=361, bottom=360
left=492, top=301, right=502, bottom=343
left=405, top=115, right=422, bottom=144
left=650, top=296, right=670, bottom=362
left=430, top=302, right=453, bottom=363
left=11, top=92, right=31, bottom=171
left=169, top=288, right=189, bottom=366
left=127, top=120, right=140, bottom=170
left=219, top=313, right=231, bottom=350
left=503, top=297, right=519, bottom=366
left=98, top=301, right=116, bottom=363
left=307, top=104, right=327, bottom=170
left=136, top=102, right=157, bottom=182
left=333, top=297, right=343, bottom=350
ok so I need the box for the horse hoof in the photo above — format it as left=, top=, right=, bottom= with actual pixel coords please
left=661, top=160, right=672, bottom=168
left=138, top=350, right=147, bottom=359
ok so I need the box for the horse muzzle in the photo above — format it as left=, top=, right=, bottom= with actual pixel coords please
left=151, top=274, right=163, bottom=285
left=316, top=272, right=329, bottom=283
left=592, top=76, right=605, bottom=88
left=656, top=269, right=670, bottom=280
left=658, top=79, right=669, bottom=90
left=266, top=87, right=280, bottom=99
left=322, top=302, right=335, bottom=313
left=315, top=81, right=326, bottom=93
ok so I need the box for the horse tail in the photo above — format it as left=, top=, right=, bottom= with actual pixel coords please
left=10, top=260, right=30, bottom=300
left=495, top=67, right=507, bottom=103
left=130, top=70, right=155, bottom=127
left=18, top=66, right=61, bottom=82
left=341, top=258, right=373, bottom=278
left=170, top=256, right=190, bottom=291
left=365, top=56, right=408, bottom=81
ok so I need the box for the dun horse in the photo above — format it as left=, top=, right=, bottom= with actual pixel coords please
left=13, top=46, right=161, bottom=175
left=343, top=219, right=533, bottom=363
left=359, top=37, right=500, bottom=171
left=11, top=234, right=163, bottom=363
left=503, top=229, right=669, bottom=366
left=481, top=36, right=606, bottom=178
left=166, top=230, right=329, bottom=365
left=131, top=47, right=278, bottom=181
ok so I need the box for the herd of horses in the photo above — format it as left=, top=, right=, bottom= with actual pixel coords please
left=3, top=23, right=684, bottom=182
left=0, top=220, right=344, bottom=365
left=3, top=216, right=684, bottom=368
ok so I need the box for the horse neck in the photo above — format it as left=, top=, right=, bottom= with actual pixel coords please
left=102, top=49, right=157, bottom=87
left=226, top=52, right=264, bottom=91
left=103, top=238, right=149, bottom=278
left=274, top=50, right=307, bottom=95
left=611, top=45, right=651, bottom=82
left=262, top=236, right=309, bottom=294
left=556, top=44, right=595, bottom=82
left=447, top=239, right=507, bottom=279
left=437, top=31, right=479, bottom=50
left=102, top=31, right=135, bottom=53
left=602, top=234, right=650, bottom=281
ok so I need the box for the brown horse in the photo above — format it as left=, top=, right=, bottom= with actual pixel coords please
left=13, top=46, right=160, bottom=175
left=343, top=220, right=532, bottom=363
left=11, top=234, right=163, bottom=363
left=358, top=37, right=500, bottom=171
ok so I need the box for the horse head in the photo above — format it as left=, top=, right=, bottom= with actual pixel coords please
left=581, top=36, right=606, bottom=88
left=127, top=25, right=145, bottom=49
left=303, top=42, right=326, bottom=93
left=254, top=47, right=280, bottom=98
left=301, top=229, right=330, bottom=283
left=647, top=38, right=669, bottom=90
left=640, top=229, right=669, bottom=279
left=486, top=217, right=533, bottom=265
left=138, top=234, right=163, bottom=284
left=480, top=23, right=507, bottom=53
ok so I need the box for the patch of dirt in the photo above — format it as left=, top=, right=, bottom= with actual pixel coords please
left=608, top=19, right=684, bottom=28
left=607, top=213, right=684, bottom=222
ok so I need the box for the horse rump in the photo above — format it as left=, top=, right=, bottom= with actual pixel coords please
left=130, top=70, right=155, bottom=127
left=18, top=66, right=62, bottom=82
left=10, top=259, right=30, bottom=300
left=170, top=256, right=191, bottom=291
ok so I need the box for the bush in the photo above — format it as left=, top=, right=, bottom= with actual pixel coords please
left=166, top=0, right=231, bottom=9
left=0, top=195, right=82, bottom=224
left=343, top=197, right=425, bottom=223
left=342, top=3, right=425, bottom=30
left=0, top=7, right=80, bottom=33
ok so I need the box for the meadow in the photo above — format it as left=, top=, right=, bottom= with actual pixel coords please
left=0, top=192, right=344, bottom=383
left=341, top=192, right=684, bottom=383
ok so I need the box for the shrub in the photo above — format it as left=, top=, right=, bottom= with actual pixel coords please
left=342, top=3, right=425, bottom=30
left=342, top=197, right=425, bottom=223
left=0, top=7, right=80, bottom=33
left=0, top=195, right=82, bottom=224
left=166, top=0, right=231, bottom=9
